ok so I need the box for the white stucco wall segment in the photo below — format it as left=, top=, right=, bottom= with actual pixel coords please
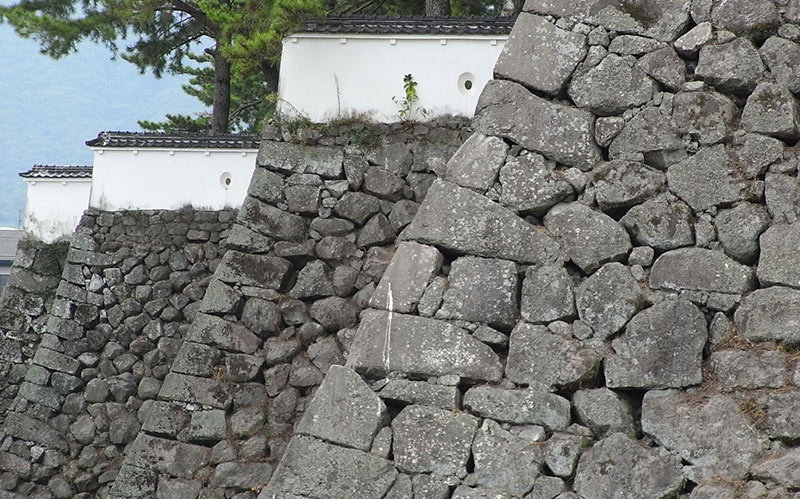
left=278, top=34, right=507, bottom=123
left=88, top=147, right=258, bottom=211
left=22, top=178, right=92, bottom=243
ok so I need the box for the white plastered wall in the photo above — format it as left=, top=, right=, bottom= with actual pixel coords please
left=278, top=34, right=507, bottom=122
left=88, top=148, right=257, bottom=211
left=23, top=179, right=92, bottom=243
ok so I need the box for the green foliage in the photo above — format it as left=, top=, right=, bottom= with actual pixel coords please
left=392, top=73, right=427, bottom=121
left=138, top=52, right=274, bottom=133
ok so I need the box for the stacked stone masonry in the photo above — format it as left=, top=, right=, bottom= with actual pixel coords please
left=262, top=1, right=800, bottom=498
left=7, top=0, right=800, bottom=495
left=0, top=209, right=235, bottom=498
left=94, top=120, right=470, bottom=498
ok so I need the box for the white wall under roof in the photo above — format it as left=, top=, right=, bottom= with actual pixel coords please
left=278, top=34, right=507, bottom=123
left=88, top=148, right=257, bottom=211
left=23, top=179, right=92, bottom=243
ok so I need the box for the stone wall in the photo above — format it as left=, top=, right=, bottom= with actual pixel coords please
left=260, top=2, right=800, bottom=499
left=85, top=119, right=470, bottom=497
left=0, top=209, right=234, bottom=498
left=0, top=238, right=69, bottom=418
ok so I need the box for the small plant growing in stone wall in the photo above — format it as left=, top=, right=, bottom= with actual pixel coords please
left=393, top=74, right=428, bottom=122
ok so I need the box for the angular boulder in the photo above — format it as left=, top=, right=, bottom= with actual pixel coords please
left=735, top=286, right=800, bottom=347
left=257, top=141, right=343, bottom=178
left=474, top=80, right=602, bottom=170
left=437, top=256, right=519, bottom=329
left=463, top=386, right=571, bottom=431
left=499, top=152, right=573, bottom=215
left=742, top=82, right=800, bottom=140
left=506, top=323, right=607, bottom=389
left=760, top=36, right=800, bottom=94
left=642, top=390, right=767, bottom=482
left=370, top=242, right=443, bottom=313
left=650, top=248, right=755, bottom=295
left=494, top=13, right=587, bottom=96
left=591, top=160, right=666, bottom=212
left=259, top=435, right=396, bottom=499
left=605, top=300, right=707, bottom=389
left=401, top=180, right=563, bottom=265
left=757, top=222, right=800, bottom=288
left=347, top=309, right=503, bottom=382
left=445, top=133, right=509, bottom=193
left=666, top=145, right=747, bottom=212
left=520, top=264, right=576, bottom=324
left=392, top=405, right=479, bottom=476
left=695, top=38, right=764, bottom=94
left=609, top=108, right=683, bottom=160
left=544, top=202, right=631, bottom=273
left=568, top=54, right=656, bottom=116
left=295, top=366, right=389, bottom=451
left=573, top=433, right=683, bottom=499
left=620, top=194, right=694, bottom=250
left=672, top=91, right=736, bottom=145
left=575, top=263, right=643, bottom=340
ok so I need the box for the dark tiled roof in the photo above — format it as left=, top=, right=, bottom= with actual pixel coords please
left=299, top=16, right=515, bottom=36
left=85, top=131, right=261, bottom=149
left=0, top=230, right=23, bottom=261
left=19, top=165, right=93, bottom=179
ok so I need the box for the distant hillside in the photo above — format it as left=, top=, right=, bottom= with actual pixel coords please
left=0, top=26, right=203, bottom=228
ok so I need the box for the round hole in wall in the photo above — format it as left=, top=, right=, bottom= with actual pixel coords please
left=220, top=172, right=233, bottom=190
left=458, top=72, right=477, bottom=95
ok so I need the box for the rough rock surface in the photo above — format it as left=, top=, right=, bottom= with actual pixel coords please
left=402, top=179, right=563, bottom=265
left=544, top=203, right=631, bottom=273
left=569, top=54, right=656, bottom=116
left=642, top=390, right=767, bottom=482
left=574, top=433, right=683, bottom=499
left=474, top=80, right=602, bottom=170
left=735, top=286, right=800, bottom=346
left=495, top=13, right=587, bottom=96
left=757, top=222, right=800, bottom=288
left=575, top=263, right=643, bottom=340
left=606, top=300, right=707, bottom=389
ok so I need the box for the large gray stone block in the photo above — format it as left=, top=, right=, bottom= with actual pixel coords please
left=437, top=256, right=519, bottom=329
left=347, top=309, right=503, bottom=382
left=215, top=251, right=292, bottom=290
left=499, top=152, right=573, bottom=216
left=605, top=299, right=707, bottom=389
left=760, top=36, right=800, bottom=94
left=474, top=80, right=602, bottom=170
left=296, top=365, right=388, bottom=451
left=650, top=247, right=755, bottom=295
left=257, top=141, right=343, bottom=178
left=238, top=196, right=307, bottom=242
left=750, top=447, right=800, bottom=489
left=401, top=180, right=563, bottom=265
left=392, top=405, right=479, bottom=476
left=695, top=38, right=764, bottom=94
left=506, top=323, right=607, bottom=390
left=742, top=82, right=800, bottom=140
left=672, top=91, right=736, bottom=146
left=259, top=436, right=397, bottom=499
left=520, top=265, right=576, bottom=324
left=735, top=286, right=800, bottom=347
left=573, top=433, right=683, bottom=499
left=715, top=202, right=770, bottom=264
left=466, top=419, right=545, bottom=495
left=569, top=54, right=656, bottom=116
left=711, top=0, right=780, bottom=41
left=757, top=222, right=800, bottom=289
left=642, top=390, right=767, bottom=482
left=667, top=145, right=748, bottom=212
left=463, top=386, right=571, bottom=431
left=575, top=263, right=643, bottom=340
left=370, top=242, right=443, bottom=313
left=544, top=203, right=631, bottom=273
left=620, top=194, right=694, bottom=250
left=444, top=133, right=509, bottom=193
left=495, top=13, right=587, bottom=95
left=608, top=108, right=683, bottom=160
left=590, top=160, right=665, bottom=212
left=523, top=0, right=691, bottom=42
left=573, top=388, right=637, bottom=438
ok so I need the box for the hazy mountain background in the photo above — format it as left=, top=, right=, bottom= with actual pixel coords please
left=0, top=24, right=203, bottom=228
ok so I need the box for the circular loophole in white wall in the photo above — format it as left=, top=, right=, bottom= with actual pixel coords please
left=458, top=72, right=477, bottom=95
left=220, top=172, right=233, bottom=190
